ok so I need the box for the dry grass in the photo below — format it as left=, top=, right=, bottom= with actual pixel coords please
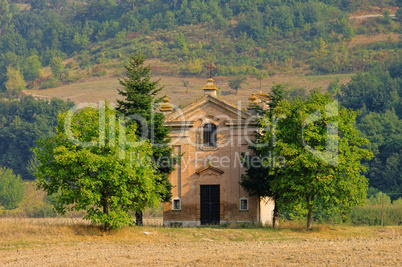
left=0, top=218, right=401, bottom=266
left=349, top=6, right=399, bottom=17
left=350, top=33, right=401, bottom=48
left=23, top=73, right=352, bottom=106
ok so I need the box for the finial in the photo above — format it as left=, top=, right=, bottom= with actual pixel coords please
left=248, top=94, right=259, bottom=111
left=160, top=95, right=173, bottom=113
left=203, top=77, right=218, bottom=96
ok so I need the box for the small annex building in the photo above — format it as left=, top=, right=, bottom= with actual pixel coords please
left=161, top=77, right=275, bottom=227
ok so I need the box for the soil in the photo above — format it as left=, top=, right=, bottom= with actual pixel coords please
left=0, top=219, right=401, bottom=266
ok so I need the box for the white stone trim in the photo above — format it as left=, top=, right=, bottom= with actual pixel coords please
left=172, top=197, right=181, bottom=211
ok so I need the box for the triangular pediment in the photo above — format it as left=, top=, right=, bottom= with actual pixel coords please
left=165, top=94, right=253, bottom=123
left=196, top=165, right=224, bottom=175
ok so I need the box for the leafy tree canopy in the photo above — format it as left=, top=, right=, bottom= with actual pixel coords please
left=34, top=103, right=163, bottom=229
left=260, top=90, right=372, bottom=228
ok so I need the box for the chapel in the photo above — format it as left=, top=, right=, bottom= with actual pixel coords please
left=161, top=75, right=275, bottom=227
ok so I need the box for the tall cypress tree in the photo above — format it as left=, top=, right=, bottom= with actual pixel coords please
left=116, top=51, right=173, bottom=225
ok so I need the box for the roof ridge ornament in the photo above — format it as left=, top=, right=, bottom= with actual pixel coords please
left=247, top=93, right=259, bottom=112
left=160, top=95, right=173, bottom=113
left=203, top=63, right=218, bottom=96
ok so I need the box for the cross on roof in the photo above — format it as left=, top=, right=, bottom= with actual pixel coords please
left=206, top=63, right=215, bottom=78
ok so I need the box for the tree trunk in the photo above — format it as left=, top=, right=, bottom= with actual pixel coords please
left=272, top=200, right=279, bottom=228
left=135, top=211, right=143, bottom=226
left=103, top=202, right=109, bottom=215
left=306, top=196, right=315, bottom=229
left=102, top=200, right=111, bottom=230
left=307, top=208, right=313, bottom=229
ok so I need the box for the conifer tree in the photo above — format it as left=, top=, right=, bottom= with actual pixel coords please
left=241, top=84, right=287, bottom=228
left=116, top=51, right=173, bottom=225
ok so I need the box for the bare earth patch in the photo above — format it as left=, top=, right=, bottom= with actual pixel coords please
left=0, top=218, right=400, bottom=266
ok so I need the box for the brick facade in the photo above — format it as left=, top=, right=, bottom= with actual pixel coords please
left=163, top=79, right=274, bottom=227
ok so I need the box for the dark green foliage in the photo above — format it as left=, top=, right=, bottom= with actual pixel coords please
left=116, top=52, right=174, bottom=204
left=241, top=84, right=288, bottom=227
left=248, top=89, right=373, bottom=228
left=340, top=67, right=399, bottom=114
left=0, top=166, right=24, bottom=210
left=397, top=7, right=402, bottom=22
left=338, top=63, right=402, bottom=200
left=358, top=110, right=402, bottom=198
left=0, top=0, right=398, bottom=90
left=0, top=96, right=74, bottom=179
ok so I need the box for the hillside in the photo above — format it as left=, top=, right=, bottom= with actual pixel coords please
left=0, top=0, right=401, bottom=100
left=24, top=72, right=353, bottom=105
left=0, top=0, right=401, bottom=208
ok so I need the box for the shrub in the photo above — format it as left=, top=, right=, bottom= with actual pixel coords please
left=0, top=167, right=25, bottom=210
left=40, top=77, right=61, bottom=89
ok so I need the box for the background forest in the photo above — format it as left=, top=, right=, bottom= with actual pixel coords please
left=0, top=0, right=401, bottom=224
left=0, top=0, right=401, bottom=93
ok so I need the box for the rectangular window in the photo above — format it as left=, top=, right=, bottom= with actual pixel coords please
left=173, top=198, right=181, bottom=210
left=240, top=198, right=248, bottom=211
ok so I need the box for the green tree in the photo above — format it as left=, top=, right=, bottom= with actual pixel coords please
left=269, top=84, right=288, bottom=110
left=383, top=9, right=392, bottom=24
left=341, top=68, right=398, bottom=114
left=33, top=104, right=162, bottom=229
left=72, top=33, right=89, bottom=52
left=116, top=52, right=174, bottom=225
left=315, top=38, right=328, bottom=58
left=0, top=166, right=24, bottom=210
left=186, top=58, right=203, bottom=76
left=50, top=57, right=64, bottom=79
left=228, top=76, right=247, bottom=95
left=5, top=66, right=26, bottom=97
left=358, top=110, right=402, bottom=197
left=396, top=7, right=402, bottom=22
left=241, top=84, right=287, bottom=228
left=23, top=55, right=43, bottom=82
left=235, top=32, right=254, bottom=53
left=268, top=91, right=372, bottom=228
left=0, top=0, right=12, bottom=37
left=164, top=11, right=176, bottom=30
left=0, top=96, right=74, bottom=180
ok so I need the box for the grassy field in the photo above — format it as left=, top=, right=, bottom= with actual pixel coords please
left=0, top=218, right=400, bottom=266
left=23, top=73, right=352, bottom=106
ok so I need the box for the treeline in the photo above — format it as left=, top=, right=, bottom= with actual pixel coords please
left=338, top=58, right=402, bottom=199
left=0, top=96, right=74, bottom=179
left=0, top=0, right=401, bottom=94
